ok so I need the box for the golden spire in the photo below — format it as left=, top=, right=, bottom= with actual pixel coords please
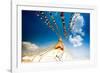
left=55, top=38, right=64, bottom=51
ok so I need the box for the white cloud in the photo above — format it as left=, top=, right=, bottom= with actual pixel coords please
left=22, top=42, right=39, bottom=51
left=69, top=35, right=83, bottom=47
left=68, top=47, right=90, bottom=59
left=71, top=13, right=85, bottom=36
left=69, top=13, right=85, bottom=47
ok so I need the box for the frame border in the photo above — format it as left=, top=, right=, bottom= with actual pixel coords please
left=11, top=3, right=97, bottom=73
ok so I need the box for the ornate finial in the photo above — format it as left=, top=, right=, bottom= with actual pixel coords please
left=55, top=38, right=64, bottom=51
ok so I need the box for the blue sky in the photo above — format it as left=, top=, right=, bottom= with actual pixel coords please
left=22, top=10, right=90, bottom=52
